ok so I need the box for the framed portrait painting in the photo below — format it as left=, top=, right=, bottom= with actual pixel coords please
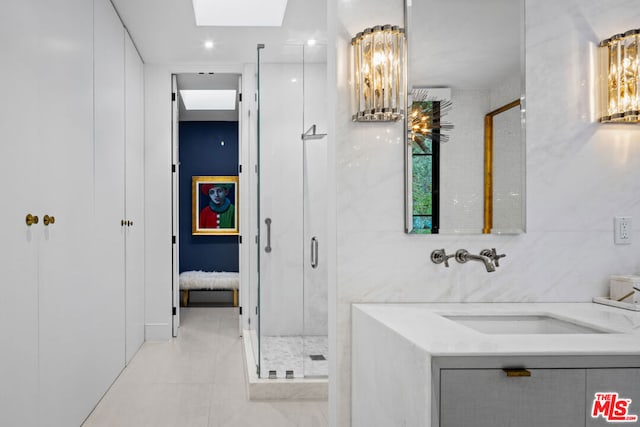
left=192, top=176, right=239, bottom=235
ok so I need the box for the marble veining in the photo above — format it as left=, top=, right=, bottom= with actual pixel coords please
left=331, top=0, right=640, bottom=425
left=260, top=335, right=328, bottom=378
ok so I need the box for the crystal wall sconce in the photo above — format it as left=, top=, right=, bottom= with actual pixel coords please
left=351, top=25, right=405, bottom=122
left=598, top=29, right=640, bottom=123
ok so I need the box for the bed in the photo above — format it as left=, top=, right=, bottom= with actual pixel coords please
left=179, top=271, right=239, bottom=307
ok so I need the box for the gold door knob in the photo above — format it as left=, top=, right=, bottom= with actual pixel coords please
left=43, top=215, right=55, bottom=226
left=26, top=214, right=39, bottom=226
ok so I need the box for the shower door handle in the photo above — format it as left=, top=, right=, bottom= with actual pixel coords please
left=265, top=218, right=272, bottom=253
left=311, top=236, right=318, bottom=268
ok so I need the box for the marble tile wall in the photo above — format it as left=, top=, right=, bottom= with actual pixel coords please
left=329, top=0, right=640, bottom=424
left=490, top=74, right=523, bottom=233
left=260, top=60, right=329, bottom=337
left=440, top=88, right=489, bottom=232
left=260, top=62, right=305, bottom=337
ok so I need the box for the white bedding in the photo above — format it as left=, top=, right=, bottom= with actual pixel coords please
left=179, top=271, right=239, bottom=290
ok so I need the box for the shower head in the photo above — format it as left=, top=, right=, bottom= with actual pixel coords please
left=301, top=124, right=327, bottom=140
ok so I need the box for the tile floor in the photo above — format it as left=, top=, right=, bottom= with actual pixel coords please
left=261, top=335, right=328, bottom=378
left=83, top=308, right=328, bottom=427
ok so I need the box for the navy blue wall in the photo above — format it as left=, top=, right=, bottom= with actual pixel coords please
left=179, top=121, right=239, bottom=273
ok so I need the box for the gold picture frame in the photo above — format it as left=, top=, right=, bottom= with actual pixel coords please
left=192, top=175, right=239, bottom=235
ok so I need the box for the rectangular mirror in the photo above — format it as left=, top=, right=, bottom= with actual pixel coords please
left=405, top=0, right=525, bottom=235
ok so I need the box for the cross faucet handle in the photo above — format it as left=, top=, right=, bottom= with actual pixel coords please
left=430, top=249, right=455, bottom=268
left=480, top=248, right=507, bottom=267
left=493, top=249, right=506, bottom=267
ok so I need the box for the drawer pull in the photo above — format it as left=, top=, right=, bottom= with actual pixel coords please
left=503, top=368, right=531, bottom=377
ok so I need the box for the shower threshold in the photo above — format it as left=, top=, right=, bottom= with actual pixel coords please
left=260, top=335, right=328, bottom=378
left=242, top=332, right=328, bottom=400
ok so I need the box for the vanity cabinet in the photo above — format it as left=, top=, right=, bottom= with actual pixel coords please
left=439, top=368, right=640, bottom=427
left=586, top=369, right=640, bottom=427
left=440, top=369, right=585, bottom=427
left=352, top=304, right=640, bottom=427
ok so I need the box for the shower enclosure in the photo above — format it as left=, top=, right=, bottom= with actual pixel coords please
left=248, top=43, right=328, bottom=379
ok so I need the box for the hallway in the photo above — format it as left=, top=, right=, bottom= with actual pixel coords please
left=83, top=308, right=328, bottom=426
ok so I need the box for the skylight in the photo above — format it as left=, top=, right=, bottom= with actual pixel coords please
left=192, top=0, right=289, bottom=27
left=180, top=90, right=237, bottom=110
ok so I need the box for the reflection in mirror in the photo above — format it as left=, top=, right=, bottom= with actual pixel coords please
left=404, top=0, right=525, bottom=235
left=484, top=99, right=522, bottom=234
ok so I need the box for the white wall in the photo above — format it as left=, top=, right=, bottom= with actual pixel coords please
left=329, top=0, right=640, bottom=425
left=439, top=89, right=488, bottom=232
left=490, top=74, right=523, bottom=233
left=144, top=65, right=175, bottom=340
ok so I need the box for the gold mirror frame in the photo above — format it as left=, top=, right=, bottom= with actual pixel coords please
left=483, top=99, right=521, bottom=234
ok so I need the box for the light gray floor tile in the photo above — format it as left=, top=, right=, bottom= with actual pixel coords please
left=83, top=307, right=327, bottom=427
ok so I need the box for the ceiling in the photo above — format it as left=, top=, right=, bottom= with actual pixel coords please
left=176, top=73, right=240, bottom=121
left=111, top=0, right=327, bottom=65
left=111, top=0, right=327, bottom=121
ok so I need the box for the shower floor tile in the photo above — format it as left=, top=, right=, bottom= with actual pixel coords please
left=260, top=335, right=328, bottom=379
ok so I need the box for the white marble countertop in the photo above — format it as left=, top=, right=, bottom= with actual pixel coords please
left=353, top=303, right=640, bottom=357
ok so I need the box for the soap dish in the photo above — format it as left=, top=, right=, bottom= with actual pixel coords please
left=593, top=296, right=640, bottom=311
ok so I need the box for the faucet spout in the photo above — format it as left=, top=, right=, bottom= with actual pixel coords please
left=455, top=249, right=496, bottom=272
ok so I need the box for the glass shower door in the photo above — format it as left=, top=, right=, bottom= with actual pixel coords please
left=256, top=43, right=328, bottom=379
left=258, top=44, right=305, bottom=378
left=301, top=43, right=328, bottom=378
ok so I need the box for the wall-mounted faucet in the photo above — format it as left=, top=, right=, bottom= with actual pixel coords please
left=455, top=249, right=495, bottom=273
left=431, top=248, right=507, bottom=272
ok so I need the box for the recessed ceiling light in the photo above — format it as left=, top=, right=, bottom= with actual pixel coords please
left=180, top=90, right=237, bottom=110
left=192, top=0, right=289, bottom=27
left=204, top=40, right=214, bottom=49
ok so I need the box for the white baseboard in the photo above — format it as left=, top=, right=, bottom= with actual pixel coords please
left=145, top=323, right=171, bottom=341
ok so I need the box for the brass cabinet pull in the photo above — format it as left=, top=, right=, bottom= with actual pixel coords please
left=121, top=219, right=126, bottom=226
left=43, top=215, right=55, bottom=226
left=503, top=368, right=531, bottom=377
left=127, top=220, right=133, bottom=227
left=26, top=214, right=39, bottom=226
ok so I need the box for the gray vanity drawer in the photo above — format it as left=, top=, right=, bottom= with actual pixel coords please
left=440, top=368, right=585, bottom=427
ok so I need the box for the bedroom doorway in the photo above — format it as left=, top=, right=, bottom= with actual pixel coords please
left=171, top=72, right=242, bottom=337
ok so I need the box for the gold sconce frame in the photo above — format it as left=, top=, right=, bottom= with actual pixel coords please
left=351, top=24, right=406, bottom=122
left=598, top=29, right=640, bottom=123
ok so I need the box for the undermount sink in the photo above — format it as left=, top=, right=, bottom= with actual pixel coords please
left=442, top=314, right=609, bottom=334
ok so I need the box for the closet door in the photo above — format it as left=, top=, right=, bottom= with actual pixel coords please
left=0, top=1, right=40, bottom=425
left=90, top=0, right=127, bottom=387
left=125, top=32, right=146, bottom=363
left=36, top=0, right=119, bottom=425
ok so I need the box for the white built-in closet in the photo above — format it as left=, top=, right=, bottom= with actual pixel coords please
left=0, top=0, right=145, bottom=425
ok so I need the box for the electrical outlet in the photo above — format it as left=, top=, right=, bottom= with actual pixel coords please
left=614, top=216, right=632, bottom=245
